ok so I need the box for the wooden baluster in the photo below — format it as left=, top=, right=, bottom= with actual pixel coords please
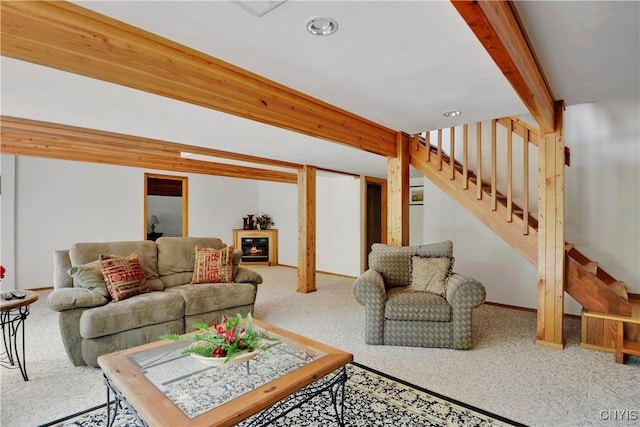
left=425, top=131, right=431, bottom=162
left=507, top=120, right=513, bottom=222
left=491, top=119, right=497, bottom=210
left=437, top=129, right=443, bottom=170
left=412, top=134, right=420, bottom=153
left=523, top=129, right=529, bottom=235
left=463, top=124, right=469, bottom=189
left=450, top=126, right=455, bottom=180
left=476, top=122, right=482, bottom=200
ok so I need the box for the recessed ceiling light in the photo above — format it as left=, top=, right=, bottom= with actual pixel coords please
left=443, top=110, right=461, bottom=117
left=306, top=17, right=338, bottom=36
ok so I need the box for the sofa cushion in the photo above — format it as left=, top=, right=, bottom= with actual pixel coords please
left=69, top=241, right=163, bottom=291
left=68, top=260, right=110, bottom=298
left=369, top=241, right=453, bottom=289
left=192, top=246, right=234, bottom=284
left=79, top=291, right=185, bottom=339
left=408, top=256, right=454, bottom=296
left=100, top=253, right=151, bottom=302
left=165, top=282, right=257, bottom=316
left=385, top=287, right=451, bottom=322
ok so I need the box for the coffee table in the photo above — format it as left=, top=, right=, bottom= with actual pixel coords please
left=1, top=290, right=39, bottom=381
left=97, top=319, right=353, bottom=427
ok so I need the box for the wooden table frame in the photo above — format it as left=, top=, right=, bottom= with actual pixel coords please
left=97, top=319, right=353, bottom=426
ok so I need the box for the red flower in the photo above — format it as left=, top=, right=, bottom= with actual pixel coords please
left=0, top=265, right=5, bottom=279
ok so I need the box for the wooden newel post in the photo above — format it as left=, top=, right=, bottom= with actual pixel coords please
left=536, top=101, right=565, bottom=348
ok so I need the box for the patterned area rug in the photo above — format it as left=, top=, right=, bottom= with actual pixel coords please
left=38, top=363, right=526, bottom=427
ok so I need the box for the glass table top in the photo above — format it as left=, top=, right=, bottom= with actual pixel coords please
left=127, top=337, right=325, bottom=419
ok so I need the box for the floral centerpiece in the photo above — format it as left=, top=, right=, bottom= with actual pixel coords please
left=256, top=213, right=274, bottom=230
left=160, top=313, right=271, bottom=365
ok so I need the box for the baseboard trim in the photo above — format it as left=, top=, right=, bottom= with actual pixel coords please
left=28, top=286, right=53, bottom=291
left=484, top=301, right=581, bottom=320
left=271, top=264, right=358, bottom=279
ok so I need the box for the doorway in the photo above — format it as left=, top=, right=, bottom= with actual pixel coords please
left=364, top=177, right=387, bottom=270
left=144, top=173, right=188, bottom=240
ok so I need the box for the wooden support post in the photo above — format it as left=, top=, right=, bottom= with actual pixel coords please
left=536, top=101, right=565, bottom=348
left=387, top=132, right=410, bottom=247
left=297, top=165, right=316, bottom=293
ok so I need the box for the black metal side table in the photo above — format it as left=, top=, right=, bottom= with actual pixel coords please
left=1, top=290, right=38, bottom=381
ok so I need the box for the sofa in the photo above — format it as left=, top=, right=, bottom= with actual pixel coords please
left=48, top=236, right=262, bottom=367
left=353, top=241, right=485, bottom=349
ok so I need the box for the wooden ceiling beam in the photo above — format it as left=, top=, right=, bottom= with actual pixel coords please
left=452, top=0, right=556, bottom=133
left=0, top=116, right=297, bottom=184
left=0, top=1, right=397, bottom=158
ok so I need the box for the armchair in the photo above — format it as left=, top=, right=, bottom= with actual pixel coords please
left=353, top=241, right=485, bottom=349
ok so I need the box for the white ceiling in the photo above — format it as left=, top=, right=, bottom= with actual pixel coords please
left=1, top=1, right=638, bottom=179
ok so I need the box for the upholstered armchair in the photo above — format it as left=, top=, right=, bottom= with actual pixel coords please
left=353, top=241, right=485, bottom=349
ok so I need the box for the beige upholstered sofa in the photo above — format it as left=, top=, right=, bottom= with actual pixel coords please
left=353, top=241, right=485, bottom=350
left=48, top=237, right=262, bottom=367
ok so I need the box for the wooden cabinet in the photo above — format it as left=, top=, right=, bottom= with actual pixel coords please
left=233, top=229, right=278, bottom=266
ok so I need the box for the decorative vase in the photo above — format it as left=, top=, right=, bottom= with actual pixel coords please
left=190, top=348, right=260, bottom=367
left=247, top=214, right=255, bottom=230
left=242, top=217, right=250, bottom=230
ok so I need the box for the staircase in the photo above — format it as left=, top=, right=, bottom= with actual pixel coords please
left=409, top=117, right=632, bottom=349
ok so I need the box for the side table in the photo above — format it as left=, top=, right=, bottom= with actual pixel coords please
left=1, top=290, right=38, bottom=381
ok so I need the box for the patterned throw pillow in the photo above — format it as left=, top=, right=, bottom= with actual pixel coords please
left=99, top=253, right=150, bottom=302
left=408, top=256, right=454, bottom=296
left=192, top=246, right=235, bottom=284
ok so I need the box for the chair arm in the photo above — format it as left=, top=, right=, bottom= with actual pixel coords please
left=47, top=288, right=108, bottom=312
left=353, top=269, right=387, bottom=345
left=353, top=269, right=387, bottom=307
left=446, top=273, right=486, bottom=349
left=445, top=273, right=486, bottom=308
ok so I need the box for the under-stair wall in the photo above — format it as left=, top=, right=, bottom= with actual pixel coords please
left=409, top=117, right=633, bottom=338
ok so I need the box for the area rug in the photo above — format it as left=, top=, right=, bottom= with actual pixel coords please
left=38, top=362, right=527, bottom=427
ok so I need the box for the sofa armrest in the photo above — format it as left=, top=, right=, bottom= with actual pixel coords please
left=47, top=288, right=108, bottom=312
left=445, top=273, right=486, bottom=309
left=234, top=266, right=263, bottom=285
left=53, top=250, right=73, bottom=289
left=353, top=269, right=387, bottom=306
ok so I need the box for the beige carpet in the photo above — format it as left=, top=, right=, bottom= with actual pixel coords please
left=1, top=266, right=638, bottom=426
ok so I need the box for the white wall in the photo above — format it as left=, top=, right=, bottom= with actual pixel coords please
left=315, top=173, right=361, bottom=277
left=564, top=99, right=640, bottom=303
left=2, top=156, right=262, bottom=289
left=257, top=181, right=297, bottom=267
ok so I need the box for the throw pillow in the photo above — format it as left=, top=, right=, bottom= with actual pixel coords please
left=408, top=256, right=454, bottom=296
left=99, top=253, right=150, bottom=302
left=68, top=260, right=110, bottom=298
left=192, top=245, right=235, bottom=284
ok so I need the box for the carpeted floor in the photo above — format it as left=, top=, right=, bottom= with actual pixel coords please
left=1, top=266, right=639, bottom=426
left=39, top=363, right=525, bottom=427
